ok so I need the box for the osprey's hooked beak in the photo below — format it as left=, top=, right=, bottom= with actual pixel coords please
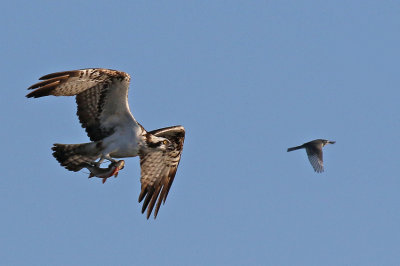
left=167, top=143, right=175, bottom=151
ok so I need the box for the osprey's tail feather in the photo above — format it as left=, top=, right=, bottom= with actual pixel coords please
left=287, top=145, right=304, bottom=152
left=52, top=142, right=102, bottom=172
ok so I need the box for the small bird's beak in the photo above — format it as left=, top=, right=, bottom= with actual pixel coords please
left=329, top=141, right=336, bottom=144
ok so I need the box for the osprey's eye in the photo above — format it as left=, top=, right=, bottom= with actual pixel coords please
left=163, top=140, right=168, bottom=145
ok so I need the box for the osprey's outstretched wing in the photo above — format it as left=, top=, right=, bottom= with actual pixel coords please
left=138, top=126, right=185, bottom=219
left=26, top=68, right=136, bottom=141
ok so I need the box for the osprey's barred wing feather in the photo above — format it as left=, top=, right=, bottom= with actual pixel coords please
left=138, top=126, right=185, bottom=219
left=26, top=68, right=133, bottom=141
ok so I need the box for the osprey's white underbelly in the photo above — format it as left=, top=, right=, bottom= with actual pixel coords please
left=102, top=124, right=143, bottom=158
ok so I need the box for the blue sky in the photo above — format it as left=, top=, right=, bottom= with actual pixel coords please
left=1, top=1, right=400, bottom=265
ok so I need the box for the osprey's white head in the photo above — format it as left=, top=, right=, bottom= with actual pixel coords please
left=145, top=134, right=174, bottom=151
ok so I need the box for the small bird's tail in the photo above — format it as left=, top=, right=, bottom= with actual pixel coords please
left=52, top=142, right=102, bottom=172
left=287, top=145, right=304, bottom=152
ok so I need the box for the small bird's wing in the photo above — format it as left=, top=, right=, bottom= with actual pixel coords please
left=138, top=126, right=185, bottom=219
left=27, top=68, right=137, bottom=141
left=305, top=145, right=324, bottom=173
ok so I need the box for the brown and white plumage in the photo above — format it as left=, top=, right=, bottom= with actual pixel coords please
left=287, top=139, right=335, bottom=173
left=27, top=68, right=185, bottom=219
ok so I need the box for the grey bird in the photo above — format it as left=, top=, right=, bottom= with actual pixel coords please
left=287, top=139, right=335, bottom=173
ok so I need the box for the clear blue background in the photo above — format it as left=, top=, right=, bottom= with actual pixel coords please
left=1, top=1, right=399, bottom=265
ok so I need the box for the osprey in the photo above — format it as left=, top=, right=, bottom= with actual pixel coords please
left=287, top=139, right=335, bottom=173
left=26, top=68, right=185, bottom=219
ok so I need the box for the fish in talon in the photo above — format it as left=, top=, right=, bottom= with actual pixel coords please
left=85, top=160, right=125, bottom=182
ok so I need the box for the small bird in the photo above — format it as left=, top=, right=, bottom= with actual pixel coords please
left=287, top=139, right=335, bottom=173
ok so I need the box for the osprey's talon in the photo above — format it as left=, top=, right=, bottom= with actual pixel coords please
left=103, top=155, right=117, bottom=163
left=92, top=162, right=101, bottom=168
